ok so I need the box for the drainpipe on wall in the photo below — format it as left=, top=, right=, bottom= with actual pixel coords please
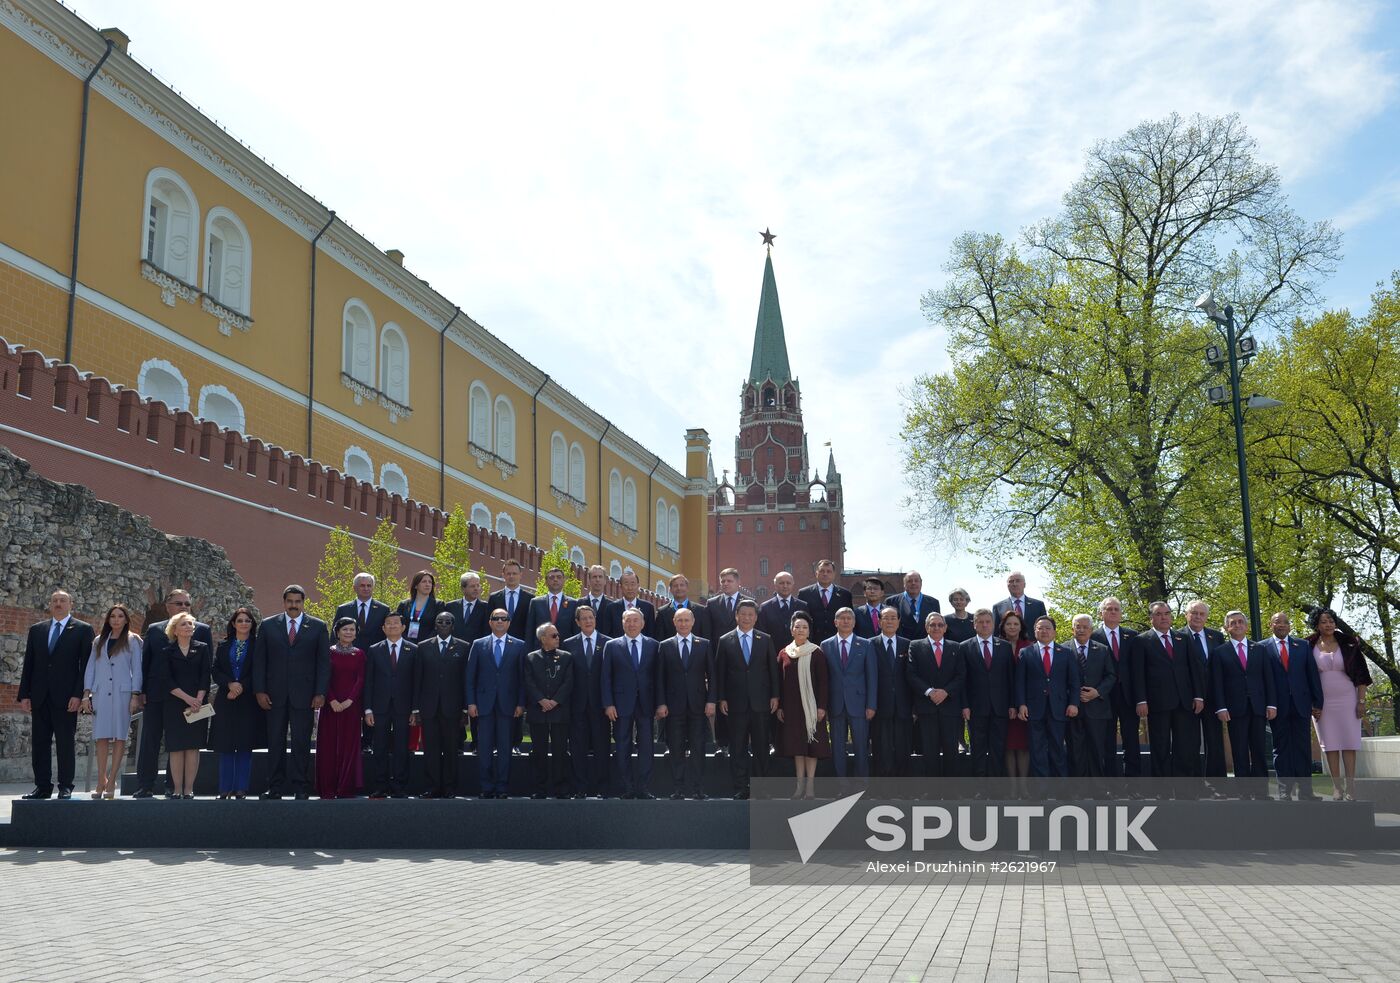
left=596, top=421, right=612, bottom=565
left=437, top=305, right=462, bottom=509
left=63, top=38, right=114, bottom=365
left=646, top=456, right=661, bottom=593
left=530, top=374, right=550, bottom=547
left=305, top=211, right=336, bottom=459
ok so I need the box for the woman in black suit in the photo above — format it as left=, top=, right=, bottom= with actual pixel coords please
left=210, top=607, right=265, bottom=799
left=163, top=611, right=212, bottom=798
left=397, top=570, right=442, bottom=645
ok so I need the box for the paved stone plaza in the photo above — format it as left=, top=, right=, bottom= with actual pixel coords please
left=2, top=846, right=1397, bottom=982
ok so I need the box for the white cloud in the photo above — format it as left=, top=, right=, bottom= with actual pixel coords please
left=68, top=0, right=1394, bottom=607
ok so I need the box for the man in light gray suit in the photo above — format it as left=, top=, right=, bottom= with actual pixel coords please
left=821, top=607, right=878, bottom=778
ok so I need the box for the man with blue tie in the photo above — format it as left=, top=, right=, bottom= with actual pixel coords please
left=562, top=604, right=611, bottom=798
left=602, top=608, right=661, bottom=798
left=18, top=590, right=95, bottom=800
left=656, top=573, right=711, bottom=642
left=487, top=559, right=534, bottom=642
left=1016, top=616, right=1080, bottom=780
left=712, top=598, right=779, bottom=799
left=887, top=571, right=940, bottom=642
left=466, top=608, right=526, bottom=798
left=1212, top=610, right=1276, bottom=798
left=656, top=607, right=714, bottom=798
left=525, top=566, right=577, bottom=646
left=1265, top=611, right=1323, bottom=801
left=448, top=572, right=491, bottom=647
left=820, top=608, right=878, bottom=778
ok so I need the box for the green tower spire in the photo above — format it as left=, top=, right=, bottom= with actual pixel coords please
left=748, top=246, right=792, bottom=386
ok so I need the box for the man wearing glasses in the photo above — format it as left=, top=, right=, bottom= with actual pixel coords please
left=134, top=589, right=212, bottom=798
left=467, top=609, right=526, bottom=798
left=524, top=623, right=574, bottom=798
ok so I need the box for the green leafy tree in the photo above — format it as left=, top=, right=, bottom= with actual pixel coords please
left=534, top=534, right=583, bottom=597
left=902, top=113, right=1340, bottom=623
left=434, top=502, right=474, bottom=603
left=365, top=518, right=408, bottom=605
left=309, top=526, right=359, bottom=625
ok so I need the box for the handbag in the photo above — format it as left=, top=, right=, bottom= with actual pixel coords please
left=184, top=702, right=215, bottom=723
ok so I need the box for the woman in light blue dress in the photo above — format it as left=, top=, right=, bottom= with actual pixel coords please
left=81, top=603, right=143, bottom=799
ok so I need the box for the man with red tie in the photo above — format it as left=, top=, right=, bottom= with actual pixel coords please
left=1211, top=610, right=1277, bottom=798
left=1092, top=597, right=1140, bottom=778
left=1131, top=601, right=1206, bottom=782
left=1016, top=616, right=1081, bottom=779
left=798, top=559, right=853, bottom=646
left=960, top=608, right=1017, bottom=778
left=908, top=612, right=965, bottom=777
left=525, top=567, right=577, bottom=645
left=854, top=577, right=886, bottom=639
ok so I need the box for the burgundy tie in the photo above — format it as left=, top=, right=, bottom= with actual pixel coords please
left=934, top=641, right=942, bottom=668
left=982, top=640, right=992, bottom=670
left=1110, top=630, right=1120, bottom=661
left=1015, top=598, right=1023, bottom=617
left=390, top=643, right=398, bottom=668
left=871, top=610, right=879, bottom=633
left=840, top=638, right=849, bottom=669
left=288, top=618, right=297, bottom=645
left=1237, top=641, right=1247, bottom=670
left=1162, top=633, right=1173, bottom=660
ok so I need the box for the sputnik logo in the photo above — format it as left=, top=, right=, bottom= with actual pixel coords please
left=787, top=791, right=865, bottom=863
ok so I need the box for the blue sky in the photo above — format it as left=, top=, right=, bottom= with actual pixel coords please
left=63, top=0, right=1400, bottom=606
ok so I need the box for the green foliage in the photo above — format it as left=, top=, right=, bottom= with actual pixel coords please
left=534, top=534, right=583, bottom=597
left=309, top=526, right=359, bottom=626
left=365, top=518, right=408, bottom=604
left=433, top=503, right=474, bottom=603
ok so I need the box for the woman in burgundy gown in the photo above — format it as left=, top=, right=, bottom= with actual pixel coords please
left=998, top=611, right=1031, bottom=795
left=774, top=610, right=830, bottom=799
left=316, top=617, right=366, bottom=799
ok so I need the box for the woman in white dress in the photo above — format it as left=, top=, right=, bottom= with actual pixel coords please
left=80, top=604, right=143, bottom=799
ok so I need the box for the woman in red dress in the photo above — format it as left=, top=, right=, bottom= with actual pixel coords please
left=998, top=611, right=1031, bottom=796
left=316, top=617, right=366, bottom=799
left=774, top=610, right=831, bottom=799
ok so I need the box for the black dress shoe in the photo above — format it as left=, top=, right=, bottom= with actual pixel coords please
left=479, top=792, right=493, bottom=800
left=691, top=791, right=709, bottom=801
left=636, top=792, right=657, bottom=800
left=669, top=791, right=685, bottom=800
left=260, top=791, right=282, bottom=800
left=294, top=792, right=310, bottom=800
left=733, top=790, right=750, bottom=800
left=57, top=788, right=73, bottom=800
left=554, top=793, right=571, bottom=799
left=20, top=787, right=52, bottom=800
left=131, top=788, right=153, bottom=799
left=573, top=792, right=588, bottom=799
left=368, top=791, right=387, bottom=799
left=390, top=791, right=408, bottom=799
left=420, top=791, right=440, bottom=799
left=531, top=792, right=547, bottom=799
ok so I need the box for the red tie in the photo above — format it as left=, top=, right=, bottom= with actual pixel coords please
left=1162, top=633, right=1173, bottom=660
left=1042, top=645, right=1052, bottom=676
left=871, top=610, right=879, bottom=633
left=1280, top=642, right=1290, bottom=672
left=288, top=618, right=297, bottom=645
left=1110, top=630, right=1120, bottom=661
left=1237, top=641, right=1247, bottom=670
left=934, top=641, right=942, bottom=668
left=390, top=643, right=398, bottom=668
left=550, top=596, right=559, bottom=624
left=982, top=640, right=992, bottom=670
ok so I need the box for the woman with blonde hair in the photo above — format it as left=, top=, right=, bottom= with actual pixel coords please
left=80, top=603, right=142, bottom=799
left=162, top=611, right=212, bottom=798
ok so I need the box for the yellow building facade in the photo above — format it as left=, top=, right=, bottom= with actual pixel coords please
left=0, top=0, right=712, bottom=593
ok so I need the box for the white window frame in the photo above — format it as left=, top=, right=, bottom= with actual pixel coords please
left=378, top=462, right=410, bottom=500
left=493, top=395, right=516, bottom=464
left=470, top=502, right=492, bottom=528
left=495, top=511, right=516, bottom=538
left=469, top=382, right=491, bottom=450
left=342, top=299, right=376, bottom=386
left=195, top=384, right=245, bottom=433
left=136, top=358, right=190, bottom=411
left=378, top=322, right=410, bottom=404
left=202, top=206, right=251, bottom=314
left=568, top=442, right=586, bottom=502
left=343, top=445, right=374, bottom=484
left=141, top=167, right=200, bottom=285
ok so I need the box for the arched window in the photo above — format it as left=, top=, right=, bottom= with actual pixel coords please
left=656, top=499, right=668, bottom=543
left=609, top=470, right=623, bottom=520
left=762, top=385, right=776, bottom=408
left=569, top=546, right=586, bottom=567
left=493, top=396, right=515, bottom=464
left=550, top=432, right=567, bottom=490
left=799, top=517, right=808, bottom=531
left=623, top=477, right=637, bottom=528
left=777, top=518, right=785, bottom=533
left=668, top=505, right=680, bottom=550
left=342, top=446, right=374, bottom=484
left=379, top=323, right=409, bottom=405
left=469, top=382, right=491, bottom=449
left=756, top=519, right=764, bottom=533
left=495, top=512, right=516, bottom=539
left=656, top=580, right=668, bottom=596
left=203, top=206, right=250, bottom=313
left=196, top=384, right=244, bottom=432
left=568, top=443, right=586, bottom=501
left=378, top=463, right=409, bottom=499
left=608, top=559, right=623, bottom=580
left=137, top=358, right=189, bottom=411
left=821, top=517, right=830, bottom=530
left=142, top=167, right=199, bottom=284
left=470, top=502, right=491, bottom=528
left=342, top=300, right=375, bottom=385
left=736, top=520, right=744, bottom=533
left=759, top=557, right=769, bottom=578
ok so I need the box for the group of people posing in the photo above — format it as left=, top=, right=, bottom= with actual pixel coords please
left=15, top=561, right=1372, bottom=803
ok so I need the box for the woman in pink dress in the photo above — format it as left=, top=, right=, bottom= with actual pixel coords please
left=998, top=611, right=1031, bottom=795
left=1309, top=608, right=1371, bottom=801
left=316, top=617, right=366, bottom=799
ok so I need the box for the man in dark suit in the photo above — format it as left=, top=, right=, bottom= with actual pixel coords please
left=134, top=588, right=213, bottom=798
left=487, top=558, right=534, bottom=643
left=798, top=559, right=853, bottom=645
left=712, top=598, right=779, bottom=799
left=1131, top=601, right=1206, bottom=783
left=525, top=566, right=578, bottom=645
left=1264, top=611, right=1323, bottom=801
left=1212, top=609, right=1277, bottom=798
left=854, top=577, right=887, bottom=639
left=1184, top=599, right=1227, bottom=780
left=363, top=611, right=416, bottom=798
left=656, top=607, right=714, bottom=799
left=524, top=622, right=574, bottom=799
left=705, top=567, right=746, bottom=641
left=446, top=571, right=491, bottom=647
left=908, top=612, right=965, bottom=777
left=1068, top=615, right=1116, bottom=779
left=252, top=584, right=331, bottom=800
left=563, top=604, right=611, bottom=797
left=886, top=571, right=940, bottom=642
left=466, top=609, right=526, bottom=797
left=871, top=606, right=913, bottom=776
left=758, top=571, right=808, bottom=652
left=601, top=569, right=656, bottom=639
left=1017, top=616, right=1081, bottom=781
left=992, top=571, right=1047, bottom=641
left=410, top=611, right=469, bottom=798
left=579, top=564, right=614, bottom=637
left=656, top=573, right=711, bottom=642
left=961, top=607, right=1016, bottom=779
left=821, top=608, right=878, bottom=778
left=1092, top=596, right=1140, bottom=779
left=335, top=572, right=391, bottom=650
left=17, top=590, right=95, bottom=800
left=602, top=608, right=662, bottom=798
